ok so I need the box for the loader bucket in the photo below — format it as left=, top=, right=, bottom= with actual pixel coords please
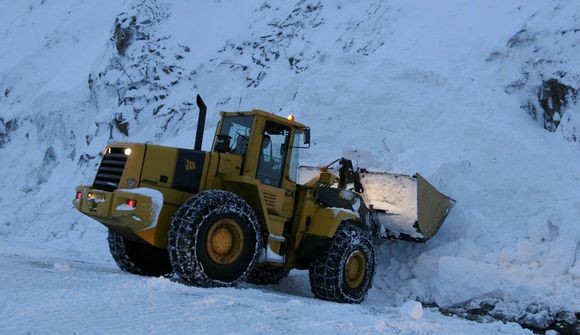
left=359, top=171, right=455, bottom=242
left=416, top=174, right=455, bottom=239
left=298, top=166, right=455, bottom=242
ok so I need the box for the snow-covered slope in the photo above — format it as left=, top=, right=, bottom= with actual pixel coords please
left=1, top=0, right=579, bottom=333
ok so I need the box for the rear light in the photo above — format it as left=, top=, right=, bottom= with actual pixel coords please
left=127, top=199, right=137, bottom=208
left=87, top=192, right=95, bottom=199
left=75, top=192, right=82, bottom=200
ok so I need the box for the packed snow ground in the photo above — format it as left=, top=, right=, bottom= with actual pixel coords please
left=1, top=0, right=579, bottom=334
left=0, top=244, right=529, bottom=335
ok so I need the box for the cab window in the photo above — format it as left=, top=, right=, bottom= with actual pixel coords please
left=213, top=116, right=253, bottom=155
left=257, top=121, right=290, bottom=187
left=288, top=131, right=300, bottom=182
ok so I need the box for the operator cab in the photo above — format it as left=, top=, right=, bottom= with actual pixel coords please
left=212, top=110, right=309, bottom=182
left=212, top=110, right=310, bottom=219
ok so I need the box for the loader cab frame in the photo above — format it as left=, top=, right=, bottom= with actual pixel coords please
left=256, top=121, right=291, bottom=188
left=212, top=111, right=306, bottom=181
left=213, top=110, right=306, bottom=219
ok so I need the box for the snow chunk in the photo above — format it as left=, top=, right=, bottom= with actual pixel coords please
left=115, top=203, right=135, bottom=211
left=145, top=276, right=174, bottom=288
left=339, top=190, right=362, bottom=212
left=199, top=297, right=219, bottom=305
left=329, top=207, right=359, bottom=218
left=400, top=301, right=423, bottom=320
left=286, top=299, right=301, bottom=306
left=375, top=320, right=389, bottom=331
left=265, top=243, right=284, bottom=263
left=53, top=263, right=71, bottom=272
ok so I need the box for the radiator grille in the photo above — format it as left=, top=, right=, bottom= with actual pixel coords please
left=93, top=148, right=128, bottom=191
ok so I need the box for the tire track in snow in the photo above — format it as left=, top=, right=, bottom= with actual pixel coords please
left=0, top=250, right=531, bottom=335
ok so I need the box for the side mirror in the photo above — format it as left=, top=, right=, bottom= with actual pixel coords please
left=292, top=127, right=311, bottom=149
left=304, top=127, right=311, bottom=146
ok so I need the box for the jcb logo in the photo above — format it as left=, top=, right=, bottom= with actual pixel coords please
left=185, top=160, right=196, bottom=171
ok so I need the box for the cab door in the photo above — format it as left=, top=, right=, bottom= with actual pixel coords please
left=256, top=121, right=299, bottom=220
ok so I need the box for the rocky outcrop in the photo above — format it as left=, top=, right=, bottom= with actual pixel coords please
left=492, top=3, right=580, bottom=144
left=213, top=1, right=325, bottom=88
left=88, top=0, right=196, bottom=142
left=524, top=78, right=578, bottom=137
left=0, top=117, right=17, bottom=148
left=105, top=1, right=171, bottom=104
left=440, top=298, right=580, bottom=334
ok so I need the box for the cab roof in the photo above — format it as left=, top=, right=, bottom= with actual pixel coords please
left=220, top=109, right=307, bottom=129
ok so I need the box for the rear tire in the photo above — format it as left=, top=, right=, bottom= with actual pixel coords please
left=247, top=264, right=290, bottom=285
left=168, top=190, right=262, bottom=287
left=308, top=224, right=375, bottom=303
left=107, top=230, right=171, bottom=277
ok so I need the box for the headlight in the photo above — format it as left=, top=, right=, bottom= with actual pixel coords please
left=124, top=148, right=132, bottom=156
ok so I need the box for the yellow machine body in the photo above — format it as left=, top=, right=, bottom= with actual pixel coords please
left=74, top=109, right=454, bottom=270
left=74, top=110, right=360, bottom=269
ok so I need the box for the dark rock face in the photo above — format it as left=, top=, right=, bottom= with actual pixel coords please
left=535, top=78, right=577, bottom=132
left=521, top=78, right=579, bottom=142
left=213, top=1, right=325, bottom=88
left=490, top=3, right=580, bottom=145
left=0, top=117, right=17, bottom=148
left=113, top=16, right=137, bottom=56
left=87, top=0, right=196, bottom=143
left=552, top=311, right=580, bottom=335
left=516, top=302, right=554, bottom=333
left=440, top=297, right=580, bottom=334
left=113, top=113, right=129, bottom=136
left=506, top=29, right=537, bottom=48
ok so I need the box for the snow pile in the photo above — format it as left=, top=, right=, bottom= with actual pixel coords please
left=0, top=0, right=579, bottom=331
left=400, top=301, right=423, bottom=321
left=360, top=172, right=421, bottom=238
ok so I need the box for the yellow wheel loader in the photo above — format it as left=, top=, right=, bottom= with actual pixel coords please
left=73, top=95, right=455, bottom=303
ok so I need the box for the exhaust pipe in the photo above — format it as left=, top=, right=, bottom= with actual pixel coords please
left=195, top=94, right=207, bottom=151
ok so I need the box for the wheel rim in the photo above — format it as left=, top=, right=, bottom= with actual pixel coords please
left=206, top=218, right=244, bottom=265
left=344, top=250, right=366, bottom=289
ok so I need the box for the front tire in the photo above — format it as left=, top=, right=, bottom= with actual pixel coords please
left=308, top=224, right=375, bottom=303
left=168, top=190, right=262, bottom=287
left=107, top=230, right=172, bottom=277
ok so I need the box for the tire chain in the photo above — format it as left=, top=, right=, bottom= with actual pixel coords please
left=168, top=190, right=262, bottom=287
left=308, top=224, right=375, bottom=303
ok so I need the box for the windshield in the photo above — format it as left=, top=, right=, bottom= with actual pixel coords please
left=213, top=116, right=254, bottom=155
left=256, top=121, right=291, bottom=187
